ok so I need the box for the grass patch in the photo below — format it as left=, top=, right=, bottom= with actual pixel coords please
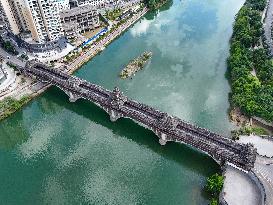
left=231, top=126, right=269, bottom=140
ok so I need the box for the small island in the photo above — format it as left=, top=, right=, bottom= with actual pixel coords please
left=120, top=51, right=152, bottom=79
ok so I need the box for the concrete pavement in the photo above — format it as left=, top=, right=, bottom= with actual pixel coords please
left=223, top=166, right=262, bottom=205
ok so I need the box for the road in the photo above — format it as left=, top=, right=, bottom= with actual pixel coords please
left=263, top=0, right=273, bottom=55
left=253, top=155, right=273, bottom=205
left=0, top=47, right=25, bottom=67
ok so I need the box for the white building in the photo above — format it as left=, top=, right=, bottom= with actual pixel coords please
left=24, top=0, right=64, bottom=42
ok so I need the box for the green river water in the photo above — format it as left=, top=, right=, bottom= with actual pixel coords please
left=0, top=0, right=244, bottom=204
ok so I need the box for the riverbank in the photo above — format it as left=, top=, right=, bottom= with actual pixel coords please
left=227, top=0, right=273, bottom=126
left=0, top=7, right=149, bottom=121
left=145, top=0, right=169, bottom=10
left=0, top=96, right=31, bottom=120
left=65, top=7, right=148, bottom=73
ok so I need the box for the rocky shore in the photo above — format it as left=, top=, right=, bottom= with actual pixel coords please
left=120, top=51, right=152, bottom=79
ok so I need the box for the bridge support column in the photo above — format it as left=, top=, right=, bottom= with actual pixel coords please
left=154, top=130, right=167, bottom=146
left=109, top=110, right=121, bottom=122
left=159, top=138, right=167, bottom=146
left=65, top=91, right=80, bottom=103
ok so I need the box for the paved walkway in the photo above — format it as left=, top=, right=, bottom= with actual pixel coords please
left=67, top=8, right=148, bottom=73
left=0, top=62, right=16, bottom=94
left=28, top=43, right=75, bottom=62
left=223, top=134, right=273, bottom=205
left=254, top=156, right=273, bottom=205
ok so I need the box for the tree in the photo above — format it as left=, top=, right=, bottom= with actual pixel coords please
left=206, top=174, right=224, bottom=197
left=210, top=198, right=218, bottom=205
left=227, top=0, right=273, bottom=123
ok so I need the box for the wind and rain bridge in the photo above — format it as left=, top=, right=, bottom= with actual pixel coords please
left=17, top=60, right=257, bottom=171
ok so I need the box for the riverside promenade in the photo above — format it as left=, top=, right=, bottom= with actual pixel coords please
left=66, top=8, right=148, bottom=74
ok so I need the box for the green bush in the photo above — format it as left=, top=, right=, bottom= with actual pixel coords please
left=231, top=125, right=269, bottom=140
left=210, top=198, right=218, bottom=205
left=206, top=174, right=224, bottom=197
left=1, top=40, right=18, bottom=55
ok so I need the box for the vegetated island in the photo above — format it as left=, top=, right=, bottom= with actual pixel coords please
left=120, top=51, right=152, bottom=79
left=144, top=0, right=170, bottom=10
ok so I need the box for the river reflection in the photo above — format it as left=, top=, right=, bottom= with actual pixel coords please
left=0, top=0, right=244, bottom=204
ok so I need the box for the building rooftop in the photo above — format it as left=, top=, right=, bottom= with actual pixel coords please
left=60, top=5, right=97, bottom=18
left=62, top=22, right=79, bottom=30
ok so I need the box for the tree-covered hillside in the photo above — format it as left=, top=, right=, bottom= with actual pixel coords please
left=228, top=0, right=273, bottom=122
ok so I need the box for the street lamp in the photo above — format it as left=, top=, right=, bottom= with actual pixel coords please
left=0, top=64, right=7, bottom=80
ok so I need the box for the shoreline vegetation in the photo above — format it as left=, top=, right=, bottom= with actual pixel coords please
left=231, top=125, right=269, bottom=140
left=0, top=96, right=31, bottom=120
left=120, top=51, right=152, bottom=79
left=227, top=0, right=273, bottom=126
left=205, top=173, right=225, bottom=205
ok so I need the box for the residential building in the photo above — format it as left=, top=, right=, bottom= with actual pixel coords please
left=0, top=0, right=21, bottom=34
left=57, top=0, right=70, bottom=11
left=0, top=0, right=69, bottom=52
left=60, top=5, right=100, bottom=38
left=24, top=0, right=63, bottom=42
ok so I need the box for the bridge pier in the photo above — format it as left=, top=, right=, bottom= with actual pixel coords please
left=154, top=130, right=167, bottom=146
left=109, top=109, right=121, bottom=122
left=159, top=138, right=167, bottom=146
left=65, top=91, right=80, bottom=103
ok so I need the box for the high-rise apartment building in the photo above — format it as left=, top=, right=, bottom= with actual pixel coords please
left=0, top=0, right=65, bottom=43
left=0, top=0, right=21, bottom=34
left=25, top=0, right=63, bottom=42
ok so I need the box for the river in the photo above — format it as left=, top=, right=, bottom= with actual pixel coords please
left=0, top=0, right=244, bottom=204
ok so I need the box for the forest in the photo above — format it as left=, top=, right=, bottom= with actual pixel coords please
left=228, top=0, right=273, bottom=122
